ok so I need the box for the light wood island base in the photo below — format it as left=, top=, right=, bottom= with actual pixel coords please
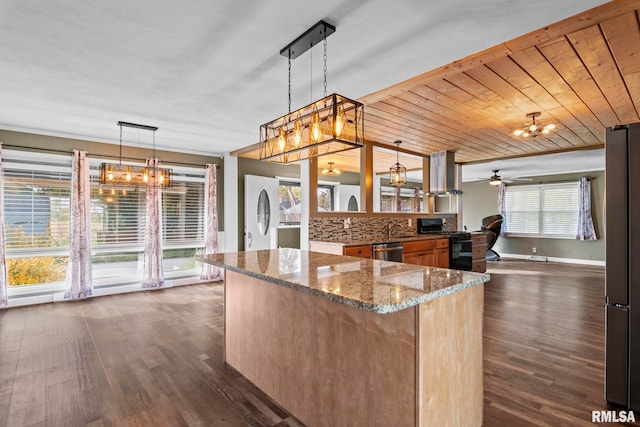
left=224, top=269, right=483, bottom=427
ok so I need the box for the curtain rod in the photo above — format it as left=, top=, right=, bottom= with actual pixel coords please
left=1, top=143, right=221, bottom=168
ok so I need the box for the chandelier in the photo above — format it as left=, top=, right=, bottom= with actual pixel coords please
left=259, top=21, right=364, bottom=163
left=513, top=112, right=556, bottom=138
left=389, top=140, right=407, bottom=186
left=99, top=121, right=173, bottom=188
left=321, top=162, right=341, bottom=175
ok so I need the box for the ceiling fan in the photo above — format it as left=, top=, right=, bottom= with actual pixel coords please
left=488, top=170, right=532, bottom=186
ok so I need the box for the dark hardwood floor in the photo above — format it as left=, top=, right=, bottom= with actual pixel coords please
left=0, top=259, right=638, bottom=426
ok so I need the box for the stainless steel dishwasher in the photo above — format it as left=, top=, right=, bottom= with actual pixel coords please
left=372, top=242, right=403, bottom=262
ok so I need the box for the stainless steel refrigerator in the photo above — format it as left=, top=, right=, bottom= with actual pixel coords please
left=605, top=123, right=640, bottom=410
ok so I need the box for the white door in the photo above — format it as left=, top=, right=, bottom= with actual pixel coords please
left=337, top=184, right=360, bottom=211
left=245, top=174, right=279, bottom=250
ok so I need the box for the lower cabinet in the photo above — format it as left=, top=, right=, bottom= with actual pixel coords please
left=403, top=238, right=449, bottom=268
left=343, top=244, right=372, bottom=258
left=471, top=233, right=488, bottom=273
left=435, top=240, right=450, bottom=269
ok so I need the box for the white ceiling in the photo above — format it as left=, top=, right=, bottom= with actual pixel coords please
left=0, top=0, right=607, bottom=156
left=460, top=148, right=605, bottom=182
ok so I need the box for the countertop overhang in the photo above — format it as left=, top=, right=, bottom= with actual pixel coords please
left=197, top=248, right=490, bottom=314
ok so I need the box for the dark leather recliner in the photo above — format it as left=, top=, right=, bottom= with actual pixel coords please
left=480, top=214, right=504, bottom=261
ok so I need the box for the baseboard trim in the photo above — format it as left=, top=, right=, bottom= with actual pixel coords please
left=500, top=253, right=605, bottom=266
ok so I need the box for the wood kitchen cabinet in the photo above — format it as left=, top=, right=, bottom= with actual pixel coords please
left=343, top=244, right=372, bottom=258
left=471, top=233, right=488, bottom=273
left=435, top=238, right=450, bottom=269
left=403, top=238, right=449, bottom=268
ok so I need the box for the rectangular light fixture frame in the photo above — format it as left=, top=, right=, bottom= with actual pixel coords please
left=259, top=93, right=364, bottom=163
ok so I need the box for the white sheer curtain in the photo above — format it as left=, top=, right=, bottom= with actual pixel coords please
left=0, top=146, right=8, bottom=307
left=64, top=150, right=93, bottom=300
left=200, top=164, right=221, bottom=281
left=412, top=187, right=420, bottom=212
left=142, top=158, right=164, bottom=288
left=497, top=182, right=507, bottom=236
left=577, top=176, right=597, bottom=240
left=395, top=185, right=401, bottom=212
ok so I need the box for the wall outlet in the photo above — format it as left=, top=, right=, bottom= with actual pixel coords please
left=343, top=218, right=350, bottom=229
left=408, top=218, right=412, bottom=227
left=532, top=247, right=537, bottom=254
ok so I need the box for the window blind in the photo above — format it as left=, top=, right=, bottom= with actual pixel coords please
left=504, top=182, right=579, bottom=238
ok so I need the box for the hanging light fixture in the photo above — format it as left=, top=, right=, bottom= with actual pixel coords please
left=513, top=112, right=556, bottom=138
left=321, top=162, right=341, bottom=175
left=259, top=20, right=364, bottom=163
left=489, top=170, right=502, bottom=186
left=389, top=140, right=407, bottom=186
left=99, top=121, right=173, bottom=188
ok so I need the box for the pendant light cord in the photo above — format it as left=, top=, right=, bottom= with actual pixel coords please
left=288, top=51, right=292, bottom=113
left=119, top=123, right=123, bottom=165
left=323, top=36, right=327, bottom=97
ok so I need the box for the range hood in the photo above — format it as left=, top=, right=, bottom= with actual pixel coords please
left=429, top=151, right=462, bottom=195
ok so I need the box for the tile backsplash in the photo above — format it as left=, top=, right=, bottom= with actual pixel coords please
left=309, top=215, right=457, bottom=242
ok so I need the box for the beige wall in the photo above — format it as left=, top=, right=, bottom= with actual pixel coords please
left=461, top=171, right=605, bottom=262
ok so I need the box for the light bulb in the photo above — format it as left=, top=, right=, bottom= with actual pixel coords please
left=110, top=188, right=115, bottom=195
left=545, top=123, right=556, bottom=131
left=522, top=132, right=530, bottom=137
left=513, top=129, right=524, bottom=136
left=293, top=120, right=302, bottom=148
left=158, top=173, right=165, bottom=184
left=334, top=105, right=345, bottom=137
left=278, top=127, right=287, bottom=151
left=125, top=167, right=132, bottom=182
left=143, top=169, right=149, bottom=183
left=529, top=124, right=538, bottom=132
left=106, top=165, right=114, bottom=181
left=310, top=112, right=321, bottom=142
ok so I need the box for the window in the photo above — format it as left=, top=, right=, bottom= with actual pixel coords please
left=3, top=152, right=72, bottom=287
left=2, top=150, right=206, bottom=291
left=504, top=182, right=579, bottom=238
left=279, top=181, right=336, bottom=223
left=89, top=163, right=205, bottom=279
left=380, top=186, right=423, bottom=212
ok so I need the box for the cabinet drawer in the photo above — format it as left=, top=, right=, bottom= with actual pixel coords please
left=403, top=240, right=435, bottom=254
left=436, top=238, right=449, bottom=249
left=472, top=260, right=487, bottom=273
left=472, top=245, right=486, bottom=259
left=472, top=233, right=488, bottom=245
left=343, top=245, right=372, bottom=258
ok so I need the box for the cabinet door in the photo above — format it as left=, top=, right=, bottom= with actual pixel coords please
left=403, top=252, right=422, bottom=265
left=435, top=248, right=449, bottom=268
left=419, top=249, right=436, bottom=267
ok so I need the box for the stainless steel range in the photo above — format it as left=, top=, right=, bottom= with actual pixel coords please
left=416, top=218, right=473, bottom=271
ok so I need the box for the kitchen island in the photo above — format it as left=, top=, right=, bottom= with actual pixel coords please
left=198, top=249, right=489, bottom=427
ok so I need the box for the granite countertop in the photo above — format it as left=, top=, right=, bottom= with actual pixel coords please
left=310, top=234, right=446, bottom=247
left=197, top=248, right=490, bottom=314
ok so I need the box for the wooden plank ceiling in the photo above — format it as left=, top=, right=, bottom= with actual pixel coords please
left=239, top=0, right=640, bottom=173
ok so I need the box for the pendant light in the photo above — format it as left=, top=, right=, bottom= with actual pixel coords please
left=99, top=121, right=173, bottom=188
left=259, top=21, right=364, bottom=164
left=389, top=140, right=407, bottom=186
